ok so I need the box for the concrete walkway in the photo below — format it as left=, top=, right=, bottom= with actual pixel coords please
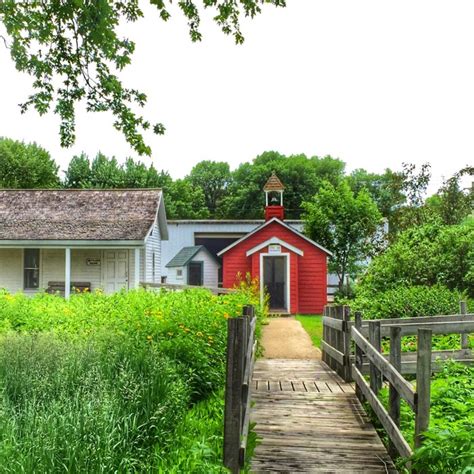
left=261, top=317, right=321, bottom=359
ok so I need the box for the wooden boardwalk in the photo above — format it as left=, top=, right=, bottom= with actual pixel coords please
left=250, top=359, right=397, bottom=473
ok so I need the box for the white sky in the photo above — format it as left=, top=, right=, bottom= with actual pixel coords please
left=0, top=0, right=473, bottom=193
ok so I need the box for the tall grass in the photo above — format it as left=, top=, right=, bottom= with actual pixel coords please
left=0, top=287, right=264, bottom=472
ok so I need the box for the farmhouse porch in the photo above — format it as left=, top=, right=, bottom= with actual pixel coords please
left=0, top=189, right=168, bottom=296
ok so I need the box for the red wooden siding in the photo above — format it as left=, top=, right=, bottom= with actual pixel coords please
left=222, top=221, right=327, bottom=314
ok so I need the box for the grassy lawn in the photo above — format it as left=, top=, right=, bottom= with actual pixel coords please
left=296, top=315, right=323, bottom=349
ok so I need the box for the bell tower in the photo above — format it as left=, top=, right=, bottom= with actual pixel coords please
left=263, top=171, right=285, bottom=221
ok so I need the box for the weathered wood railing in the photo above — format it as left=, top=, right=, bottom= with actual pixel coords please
left=223, top=305, right=257, bottom=473
left=322, top=302, right=474, bottom=380
left=140, top=281, right=234, bottom=295
left=322, top=302, right=474, bottom=463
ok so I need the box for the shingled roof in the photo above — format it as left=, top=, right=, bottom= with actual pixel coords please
left=166, top=245, right=219, bottom=268
left=263, top=172, right=285, bottom=191
left=0, top=189, right=166, bottom=241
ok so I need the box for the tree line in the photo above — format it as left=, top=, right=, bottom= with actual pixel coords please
left=1, top=137, right=472, bottom=290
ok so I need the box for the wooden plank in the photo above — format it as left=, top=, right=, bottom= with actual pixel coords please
left=388, top=326, right=401, bottom=459
left=342, top=306, right=352, bottom=382
left=223, top=317, right=244, bottom=472
left=352, top=364, right=413, bottom=459
left=379, top=320, right=474, bottom=337
left=352, top=326, right=416, bottom=409
left=415, top=329, right=432, bottom=449
left=369, top=321, right=382, bottom=396
left=354, top=311, right=365, bottom=403
left=360, top=313, right=474, bottom=326
left=460, top=301, right=469, bottom=349
left=321, top=340, right=345, bottom=365
left=322, top=316, right=345, bottom=331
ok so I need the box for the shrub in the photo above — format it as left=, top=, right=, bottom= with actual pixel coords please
left=346, top=284, right=468, bottom=320
left=359, top=220, right=474, bottom=297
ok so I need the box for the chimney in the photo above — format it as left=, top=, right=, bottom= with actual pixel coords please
left=263, top=171, right=285, bottom=221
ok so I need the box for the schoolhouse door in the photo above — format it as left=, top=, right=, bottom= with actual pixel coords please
left=263, top=256, right=287, bottom=310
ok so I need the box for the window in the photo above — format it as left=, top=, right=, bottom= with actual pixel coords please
left=24, top=249, right=40, bottom=289
left=176, top=269, right=183, bottom=279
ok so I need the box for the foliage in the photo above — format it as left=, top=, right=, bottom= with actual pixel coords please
left=0, top=137, right=59, bottom=188
left=188, top=160, right=231, bottom=217
left=345, top=284, right=468, bottom=320
left=348, top=168, right=405, bottom=222
left=303, top=179, right=382, bottom=290
left=221, top=151, right=345, bottom=219
left=426, top=166, right=474, bottom=226
left=165, top=178, right=210, bottom=219
left=377, top=362, right=474, bottom=473
left=0, top=288, right=264, bottom=471
left=64, top=152, right=172, bottom=189
left=0, top=1, right=285, bottom=154
left=359, top=220, right=474, bottom=297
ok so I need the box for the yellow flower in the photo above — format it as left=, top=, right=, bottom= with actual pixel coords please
left=146, top=335, right=153, bottom=341
left=167, top=332, right=174, bottom=336
left=223, top=313, right=230, bottom=319
left=196, top=331, right=204, bottom=337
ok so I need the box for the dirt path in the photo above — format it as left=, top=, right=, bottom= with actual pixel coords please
left=261, top=317, right=321, bottom=359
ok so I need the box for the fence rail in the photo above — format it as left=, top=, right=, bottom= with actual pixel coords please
left=223, top=305, right=257, bottom=473
left=322, top=302, right=474, bottom=464
left=140, top=281, right=234, bottom=295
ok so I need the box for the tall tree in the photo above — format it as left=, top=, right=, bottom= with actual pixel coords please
left=64, top=153, right=92, bottom=188
left=165, top=179, right=210, bottom=219
left=0, top=137, right=59, bottom=188
left=0, top=1, right=285, bottom=155
left=426, top=166, right=473, bottom=225
left=303, top=179, right=382, bottom=291
left=188, top=161, right=231, bottom=217
left=222, top=151, right=345, bottom=219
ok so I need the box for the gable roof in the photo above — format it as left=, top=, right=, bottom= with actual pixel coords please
left=0, top=189, right=167, bottom=242
left=217, top=217, right=333, bottom=257
left=246, top=237, right=304, bottom=257
left=166, top=245, right=219, bottom=268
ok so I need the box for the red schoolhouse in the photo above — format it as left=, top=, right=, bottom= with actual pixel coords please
left=218, top=173, right=331, bottom=314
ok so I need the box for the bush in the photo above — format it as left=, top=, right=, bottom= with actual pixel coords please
left=346, top=284, right=468, bottom=320
left=359, top=220, right=474, bottom=297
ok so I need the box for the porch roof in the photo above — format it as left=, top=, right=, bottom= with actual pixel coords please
left=0, top=189, right=167, bottom=242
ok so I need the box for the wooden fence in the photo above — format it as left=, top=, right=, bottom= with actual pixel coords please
left=322, top=302, right=474, bottom=461
left=140, top=281, right=234, bottom=295
left=322, top=302, right=474, bottom=380
left=223, top=305, right=257, bottom=473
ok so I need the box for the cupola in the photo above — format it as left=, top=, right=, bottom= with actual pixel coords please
left=263, top=171, right=285, bottom=221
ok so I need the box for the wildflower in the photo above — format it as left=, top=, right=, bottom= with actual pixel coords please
left=196, top=331, right=204, bottom=337
left=167, top=332, right=173, bottom=336
left=223, top=313, right=230, bottom=319
left=147, top=335, right=153, bottom=341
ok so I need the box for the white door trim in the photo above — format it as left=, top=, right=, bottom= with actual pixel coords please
left=259, top=252, right=290, bottom=312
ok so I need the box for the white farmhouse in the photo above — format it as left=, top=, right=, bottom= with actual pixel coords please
left=0, top=189, right=167, bottom=296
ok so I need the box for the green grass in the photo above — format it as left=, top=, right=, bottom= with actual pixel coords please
left=296, top=315, right=323, bottom=349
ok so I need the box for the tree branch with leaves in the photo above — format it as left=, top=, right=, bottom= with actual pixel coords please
left=0, top=0, right=285, bottom=155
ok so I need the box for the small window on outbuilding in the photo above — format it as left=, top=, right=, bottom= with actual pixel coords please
left=24, top=249, right=40, bottom=289
left=176, top=269, right=183, bottom=279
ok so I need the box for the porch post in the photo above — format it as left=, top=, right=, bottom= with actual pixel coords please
left=134, top=248, right=140, bottom=289
left=65, top=248, right=71, bottom=299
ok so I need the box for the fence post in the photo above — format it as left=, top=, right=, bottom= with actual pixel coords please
left=223, top=317, right=245, bottom=473
left=368, top=320, right=382, bottom=395
left=354, top=311, right=365, bottom=403
left=342, top=306, right=352, bottom=382
left=388, top=326, right=402, bottom=458
left=322, top=306, right=328, bottom=365
left=415, top=328, right=432, bottom=449
left=328, top=306, right=336, bottom=371
left=460, top=301, right=469, bottom=350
